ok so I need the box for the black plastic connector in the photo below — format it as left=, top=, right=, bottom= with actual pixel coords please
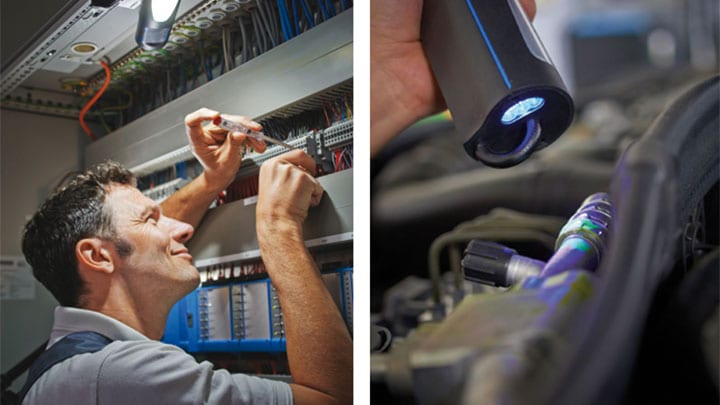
left=462, top=240, right=517, bottom=287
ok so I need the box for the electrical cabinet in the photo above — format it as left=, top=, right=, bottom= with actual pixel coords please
left=2, top=0, right=354, bottom=371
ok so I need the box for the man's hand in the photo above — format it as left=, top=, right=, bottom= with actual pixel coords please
left=185, top=108, right=267, bottom=190
left=254, top=150, right=351, bottom=404
left=256, top=150, right=324, bottom=242
left=370, top=0, right=537, bottom=155
left=162, top=108, right=267, bottom=228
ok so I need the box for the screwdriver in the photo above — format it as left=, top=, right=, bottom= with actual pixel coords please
left=213, top=116, right=298, bottom=151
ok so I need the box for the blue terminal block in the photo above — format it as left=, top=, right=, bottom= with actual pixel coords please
left=163, top=266, right=353, bottom=353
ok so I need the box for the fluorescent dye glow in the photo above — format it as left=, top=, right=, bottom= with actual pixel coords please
left=564, top=236, right=593, bottom=253
left=501, top=97, right=545, bottom=125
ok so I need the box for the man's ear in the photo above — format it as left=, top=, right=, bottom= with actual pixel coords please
left=76, top=238, right=115, bottom=274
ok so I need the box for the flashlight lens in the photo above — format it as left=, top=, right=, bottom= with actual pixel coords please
left=501, top=97, right=545, bottom=125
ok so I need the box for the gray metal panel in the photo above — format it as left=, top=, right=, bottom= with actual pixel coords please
left=1, top=0, right=205, bottom=94
left=188, top=169, right=352, bottom=261
left=242, top=282, right=271, bottom=339
left=85, top=9, right=353, bottom=169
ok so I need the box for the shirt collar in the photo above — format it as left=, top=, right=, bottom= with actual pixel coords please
left=48, top=306, right=150, bottom=347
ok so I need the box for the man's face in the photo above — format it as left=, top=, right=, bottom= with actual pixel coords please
left=104, top=184, right=199, bottom=301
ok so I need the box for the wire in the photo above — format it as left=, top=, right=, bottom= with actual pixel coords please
left=98, top=109, right=113, bottom=134
left=323, top=107, right=331, bottom=126
left=284, top=0, right=295, bottom=38
left=334, top=149, right=342, bottom=171
left=238, top=16, right=249, bottom=63
left=251, top=11, right=266, bottom=53
left=205, top=52, right=214, bottom=81
left=299, top=0, right=315, bottom=28
left=166, top=68, right=172, bottom=101
left=198, top=42, right=209, bottom=81
left=341, top=145, right=352, bottom=168
left=179, top=63, right=186, bottom=95
left=98, top=87, right=133, bottom=132
left=79, top=60, right=112, bottom=141
left=222, top=27, right=233, bottom=72
left=191, top=60, right=200, bottom=90
left=264, top=0, right=280, bottom=44
left=344, top=97, right=352, bottom=119
left=253, top=4, right=265, bottom=49
left=267, top=0, right=279, bottom=46
left=256, top=0, right=278, bottom=48
left=277, top=0, right=291, bottom=40
left=292, top=0, right=301, bottom=34
left=317, top=0, right=329, bottom=20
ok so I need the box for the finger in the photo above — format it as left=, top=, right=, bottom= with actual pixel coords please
left=228, top=131, right=267, bottom=154
left=185, top=108, right=220, bottom=129
left=228, top=131, right=248, bottom=151
left=309, top=178, right=324, bottom=206
left=245, top=135, right=267, bottom=153
left=275, top=150, right=317, bottom=175
left=207, top=125, right=229, bottom=143
left=519, top=0, right=536, bottom=20
left=186, top=108, right=222, bottom=149
left=221, top=114, right=263, bottom=132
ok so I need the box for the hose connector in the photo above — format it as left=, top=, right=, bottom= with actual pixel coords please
left=540, top=193, right=613, bottom=277
left=462, top=240, right=546, bottom=287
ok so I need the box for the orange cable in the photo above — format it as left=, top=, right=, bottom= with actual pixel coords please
left=79, top=60, right=112, bottom=141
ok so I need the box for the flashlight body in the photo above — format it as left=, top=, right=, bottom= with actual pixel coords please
left=421, top=0, right=574, bottom=167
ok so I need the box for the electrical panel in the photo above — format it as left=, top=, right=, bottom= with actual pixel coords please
left=164, top=266, right=352, bottom=352
left=3, top=0, right=354, bottom=366
left=84, top=9, right=353, bottom=174
left=165, top=168, right=353, bottom=353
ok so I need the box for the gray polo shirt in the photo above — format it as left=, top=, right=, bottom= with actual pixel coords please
left=23, top=307, right=293, bottom=404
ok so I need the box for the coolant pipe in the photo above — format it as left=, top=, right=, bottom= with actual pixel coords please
left=540, top=193, right=612, bottom=277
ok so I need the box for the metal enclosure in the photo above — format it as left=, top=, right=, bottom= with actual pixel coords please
left=188, top=168, right=353, bottom=265
left=84, top=9, right=353, bottom=172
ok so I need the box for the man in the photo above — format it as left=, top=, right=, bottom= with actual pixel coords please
left=20, top=108, right=352, bottom=404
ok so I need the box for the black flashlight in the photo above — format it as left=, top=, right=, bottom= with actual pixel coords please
left=421, top=0, right=574, bottom=167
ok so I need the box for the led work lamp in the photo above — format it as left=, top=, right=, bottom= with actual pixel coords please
left=422, top=0, right=574, bottom=167
left=136, top=0, right=181, bottom=50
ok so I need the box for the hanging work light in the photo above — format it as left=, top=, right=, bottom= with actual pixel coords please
left=135, top=0, right=181, bottom=50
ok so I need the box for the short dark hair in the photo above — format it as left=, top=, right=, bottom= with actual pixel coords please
left=21, top=161, right=136, bottom=307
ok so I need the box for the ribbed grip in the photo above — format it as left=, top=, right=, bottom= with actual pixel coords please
left=462, top=240, right=516, bottom=287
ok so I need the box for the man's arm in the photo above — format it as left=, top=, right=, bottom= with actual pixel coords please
left=159, top=172, right=226, bottom=229
left=160, top=108, right=266, bottom=227
left=256, top=150, right=353, bottom=405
